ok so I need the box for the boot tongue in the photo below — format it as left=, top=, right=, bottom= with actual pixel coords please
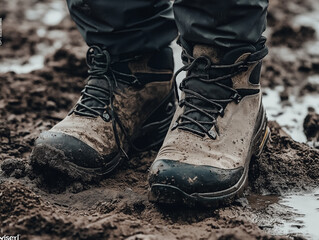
left=76, top=60, right=133, bottom=116
left=181, top=44, right=254, bottom=133
left=187, top=44, right=256, bottom=97
left=75, top=78, right=110, bottom=116
left=193, top=44, right=224, bottom=64
left=186, top=45, right=231, bottom=99
left=193, top=44, right=256, bottom=65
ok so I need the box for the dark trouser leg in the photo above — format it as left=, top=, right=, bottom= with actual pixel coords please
left=173, top=0, right=268, bottom=48
left=66, top=0, right=178, bottom=58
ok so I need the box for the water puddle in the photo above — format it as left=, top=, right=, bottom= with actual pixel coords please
left=25, top=1, right=67, bottom=25
left=250, top=189, right=319, bottom=239
left=276, top=189, right=319, bottom=239
left=0, top=1, right=68, bottom=74
left=0, top=40, right=64, bottom=74
left=263, top=85, right=319, bottom=143
left=0, top=55, right=45, bottom=74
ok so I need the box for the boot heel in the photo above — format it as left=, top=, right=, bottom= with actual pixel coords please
left=131, top=89, right=176, bottom=152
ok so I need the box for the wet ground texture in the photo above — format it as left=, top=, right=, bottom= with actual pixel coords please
left=1, top=0, right=319, bottom=239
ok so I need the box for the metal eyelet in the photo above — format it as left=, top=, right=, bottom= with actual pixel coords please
left=102, top=112, right=110, bottom=121
left=218, top=108, right=225, bottom=117
left=232, top=93, right=242, bottom=103
left=132, top=79, right=142, bottom=87
left=208, top=130, right=217, bottom=139
left=179, top=99, right=185, bottom=107
left=165, top=102, right=174, bottom=113
left=171, top=121, right=178, bottom=130
left=238, top=65, right=249, bottom=72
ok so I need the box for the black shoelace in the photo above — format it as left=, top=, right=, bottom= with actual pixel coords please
left=172, top=47, right=268, bottom=139
left=72, top=45, right=141, bottom=159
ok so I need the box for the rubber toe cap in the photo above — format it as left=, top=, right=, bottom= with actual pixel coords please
left=148, top=159, right=244, bottom=194
left=32, top=131, right=104, bottom=169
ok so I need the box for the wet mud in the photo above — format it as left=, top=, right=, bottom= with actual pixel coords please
left=1, top=0, right=319, bottom=239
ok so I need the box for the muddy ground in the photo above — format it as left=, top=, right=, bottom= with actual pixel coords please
left=1, top=0, right=319, bottom=239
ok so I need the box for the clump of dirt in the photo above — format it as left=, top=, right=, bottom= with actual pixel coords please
left=45, top=46, right=87, bottom=76
left=303, top=107, right=319, bottom=146
left=1, top=158, right=27, bottom=178
left=0, top=122, right=11, bottom=144
left=249, top=121, right=319, bottom=194
left=299, top=80, right=319, bottom=95
left=270, top=25, right=316, bottom=49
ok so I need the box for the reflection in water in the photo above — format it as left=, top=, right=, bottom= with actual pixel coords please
left=275, top=189, right=319, bottom=239
left=248, top=189, right=319, bottom=239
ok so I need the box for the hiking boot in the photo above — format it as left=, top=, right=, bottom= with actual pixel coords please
left=30, top=45, right=176, bottom=182
left=148, top=39, right=270, bottom=207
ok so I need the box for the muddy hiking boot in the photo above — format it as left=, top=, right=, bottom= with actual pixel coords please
left=148, top=38, right=270, bottom=207
left=30, top=45, right=176, bottom=182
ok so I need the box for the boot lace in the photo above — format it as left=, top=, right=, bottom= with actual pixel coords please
left=172, top=47, right=268, bottom=139
left=72, top=45, right=141, bottom=159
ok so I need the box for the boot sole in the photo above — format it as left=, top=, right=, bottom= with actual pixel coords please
left=31, top=88, right=176, bottom=182
left=148, top=110, right=270, bottom=208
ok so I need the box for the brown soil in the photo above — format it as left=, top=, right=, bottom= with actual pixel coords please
left=1, top=0, right=319, bottom=239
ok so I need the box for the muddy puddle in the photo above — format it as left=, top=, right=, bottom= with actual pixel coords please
left=248, top=189, right=319, bottom=239
left=263, top=86, right=319, bottom=144
left=276, top=189, right=319, bottom=239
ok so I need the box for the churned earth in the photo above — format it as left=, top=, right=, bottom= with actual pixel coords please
left=0, top=0, right=319, bottom=239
